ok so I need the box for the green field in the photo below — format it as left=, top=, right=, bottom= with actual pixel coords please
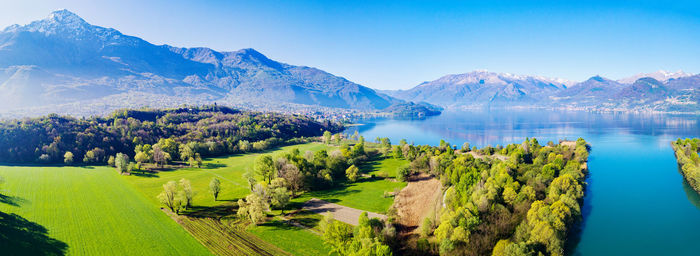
left=291, top=157, right=409, bottom=214
left=121, top=143, right=335, bottom=255
left=124, top=143, right=334, bottom=207
left=0, top=166, right=211, bottom=255
left=0, top=142, right=408, bottom=255
left=247, top=219, right=331, bottom=256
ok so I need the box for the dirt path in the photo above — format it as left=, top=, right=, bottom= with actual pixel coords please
left=301, top=198, right=386, bottom=226
left=393, top=173, right=442, bottom=232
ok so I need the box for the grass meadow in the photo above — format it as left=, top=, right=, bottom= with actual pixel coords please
left=0, top=142, right=409, bottom=255
left=0, top=165, right=211, bottom=255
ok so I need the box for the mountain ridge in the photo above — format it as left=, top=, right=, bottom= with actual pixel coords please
left=389, top=70, right=700, bottom=112
left=1, top=10, right=698, bottom=116
left=0, top=10, right=415, bottom=117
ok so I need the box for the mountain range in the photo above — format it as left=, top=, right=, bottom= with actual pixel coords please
left=387, top=70, right=700, bottom=112
left=1, top=10, right=698, bottom=117
left=0, top=10, right=433, bottom=117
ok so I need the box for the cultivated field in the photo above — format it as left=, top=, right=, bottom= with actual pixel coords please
left=0, top=166, right=211, bottom=255
left=393, top=173, right=442, bottom=230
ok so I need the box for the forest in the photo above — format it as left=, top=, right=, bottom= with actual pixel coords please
left=0, top=106, right=342, bottom=164
left=671, top=138, right=700, bottom=192
left=387, top=138, right=590, bottom=256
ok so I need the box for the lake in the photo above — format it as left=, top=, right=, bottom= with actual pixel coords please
left=345, top=109, right=700, bottom=255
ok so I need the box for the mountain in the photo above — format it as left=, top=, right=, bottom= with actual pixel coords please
left=390, top=71, right=700, bottom=112
left=388, top=70, right=571, bottom=107
left=0, top=10, right=404, bottom=116
left=617, top=70, right=693, bottom=84
left=551, top=76, right=625, bottom=106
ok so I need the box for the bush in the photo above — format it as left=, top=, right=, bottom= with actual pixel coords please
left=397, top=166, right=411, bottom=182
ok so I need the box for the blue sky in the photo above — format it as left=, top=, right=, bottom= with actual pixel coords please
left=1, top=0, right=699, bottom=89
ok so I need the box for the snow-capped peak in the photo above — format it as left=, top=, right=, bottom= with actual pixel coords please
left=47, top=9, right=86, bottom=24
left=618, top=70, right=694, bottom=84
left=6, top=9, right=96, bottom=37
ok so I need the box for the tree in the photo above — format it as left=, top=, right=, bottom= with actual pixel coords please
left=322, top=212, right=392, bottom=256
left=255, top=155, right=275, bottom=184
left=421, top=217, right=433, bottom=237
left=195, top=153, right=203, bottom=168
left=107, top=155, right=115, bottom=167
left=134, top=151, right=149, bottom=165
left=334, top=133, right=342, bottom=145
left=179, top=178, right=194, bottom=209
left=188, top=157, right=197, bottom=167
left=83, top=150, right=95, bottom=163
left=157, top=138, right=179, bottom=160
left=158, top=181, right=182, bottom=213
left=462, top=142, right=471, bottom=152
left=243, top=170, right=257, bottom=191
left=209, top=178, right=221, bottom=201
left=322, top=215, right=353, bottom=255
left=397, top=166, right=411, bottom=182
left=179, top=144, right=195, bottom=162
left=270, top=178, right=290, bottom=213
left=238, top=140, right=251, bottom=152
left=63, top=151, right=74, bottom=165
left=323, top=131, right=332, bottom=144
left=345, top=165, right=359, bottom=182
left=153, top=145, right=171, bottom=166
left=237, top=192, right=269, bottom=225
left=392, top=146, right=402, bottom=159
left=114, top=153, right=130, bottom=174
left=279, top=163, right=303, bottom=197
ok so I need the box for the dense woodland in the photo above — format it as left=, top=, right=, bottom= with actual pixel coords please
left=384, top=138, right=590, bottom=256
left=0, top=106, right=342, bottom=164
left=671, top=138, right=700, bottom=192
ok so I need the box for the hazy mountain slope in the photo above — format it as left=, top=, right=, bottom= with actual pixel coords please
left=390, top=71, right=700, bottom=112
left=390, top=70, right=570, bottom=107
left=0, top=10, right=398, bottom=114
left=551, top=76, right=625, bottom=106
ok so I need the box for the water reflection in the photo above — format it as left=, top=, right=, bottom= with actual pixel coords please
left=347, top=110, right=700, bottom=147
left=682, top=177, right=700, bottom=210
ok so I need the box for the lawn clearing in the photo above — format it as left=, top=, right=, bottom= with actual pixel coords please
left=247, top=219, right=332, bottom=256
left=362, top=157, right=409, bottom=179
left=292, top=157, right=408, bottom=214
left=0, top=166, right=210, bottom=256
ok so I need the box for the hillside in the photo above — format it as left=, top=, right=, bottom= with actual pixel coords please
left=0, top=10, right=403, bottom=116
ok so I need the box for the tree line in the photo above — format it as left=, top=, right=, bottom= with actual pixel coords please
left=0, top=105, right=342, bottom=164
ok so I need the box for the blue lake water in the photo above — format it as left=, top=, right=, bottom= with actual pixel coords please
left=345, top=110, right=700, bottom=255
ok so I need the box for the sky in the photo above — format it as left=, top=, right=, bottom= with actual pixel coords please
left=1, top=0, right=699, bottom=90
